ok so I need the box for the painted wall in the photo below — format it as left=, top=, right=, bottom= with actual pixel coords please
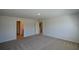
left=43, top=14, right=79, bottom=43
left=24, top=18, right=37, bottom=37
left=0, top=16, right=37, bottom=43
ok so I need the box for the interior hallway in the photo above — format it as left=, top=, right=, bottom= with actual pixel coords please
left=0, top=34, right=79, bottom=50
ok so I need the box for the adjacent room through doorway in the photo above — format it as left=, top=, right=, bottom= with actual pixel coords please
left=39, top=22, right=43, bottom=34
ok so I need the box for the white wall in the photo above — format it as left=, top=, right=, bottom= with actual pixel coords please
left=24, top=18, right=37, bottom=37
left=43, top=14, right=79, bottom=43
left=0, top=16, right=37, bottom=43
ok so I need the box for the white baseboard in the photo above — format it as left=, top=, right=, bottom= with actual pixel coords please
left=43, top=34, right=79, bottom=43
left=0, top=33, right=38, bottom=43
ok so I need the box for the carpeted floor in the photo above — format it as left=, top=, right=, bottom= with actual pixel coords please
left=0, top=34, right=79, bottom=50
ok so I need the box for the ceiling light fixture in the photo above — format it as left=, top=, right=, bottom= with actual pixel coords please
left=37, top=13, right=40, bottom=15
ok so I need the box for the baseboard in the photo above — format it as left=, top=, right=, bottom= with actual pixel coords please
left=0, top=33, right=38, bottom=43
left=43, top=34, right=79, bottom=44
left=24, top=34, right=39, bottom=38
left=1, top=34, right=78, bottom=44
left=0, top=37, right=16, bottom=43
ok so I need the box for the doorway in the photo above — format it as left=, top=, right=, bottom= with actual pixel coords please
left=16, top=20, right=24, bottom=40
left=39, top=22, right=43, bottom=34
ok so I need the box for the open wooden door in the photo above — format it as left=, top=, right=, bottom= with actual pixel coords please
left=16, top=20, right=24, bottom=40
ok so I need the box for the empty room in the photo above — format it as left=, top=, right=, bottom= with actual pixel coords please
left=0, top=9, right=79, bottom=50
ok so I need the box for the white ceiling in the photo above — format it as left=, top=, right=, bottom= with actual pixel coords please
left=0, top=9, right=79, bottom=19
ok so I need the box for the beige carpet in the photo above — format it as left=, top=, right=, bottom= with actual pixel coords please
left=0, top=34, right=79, bottom=50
